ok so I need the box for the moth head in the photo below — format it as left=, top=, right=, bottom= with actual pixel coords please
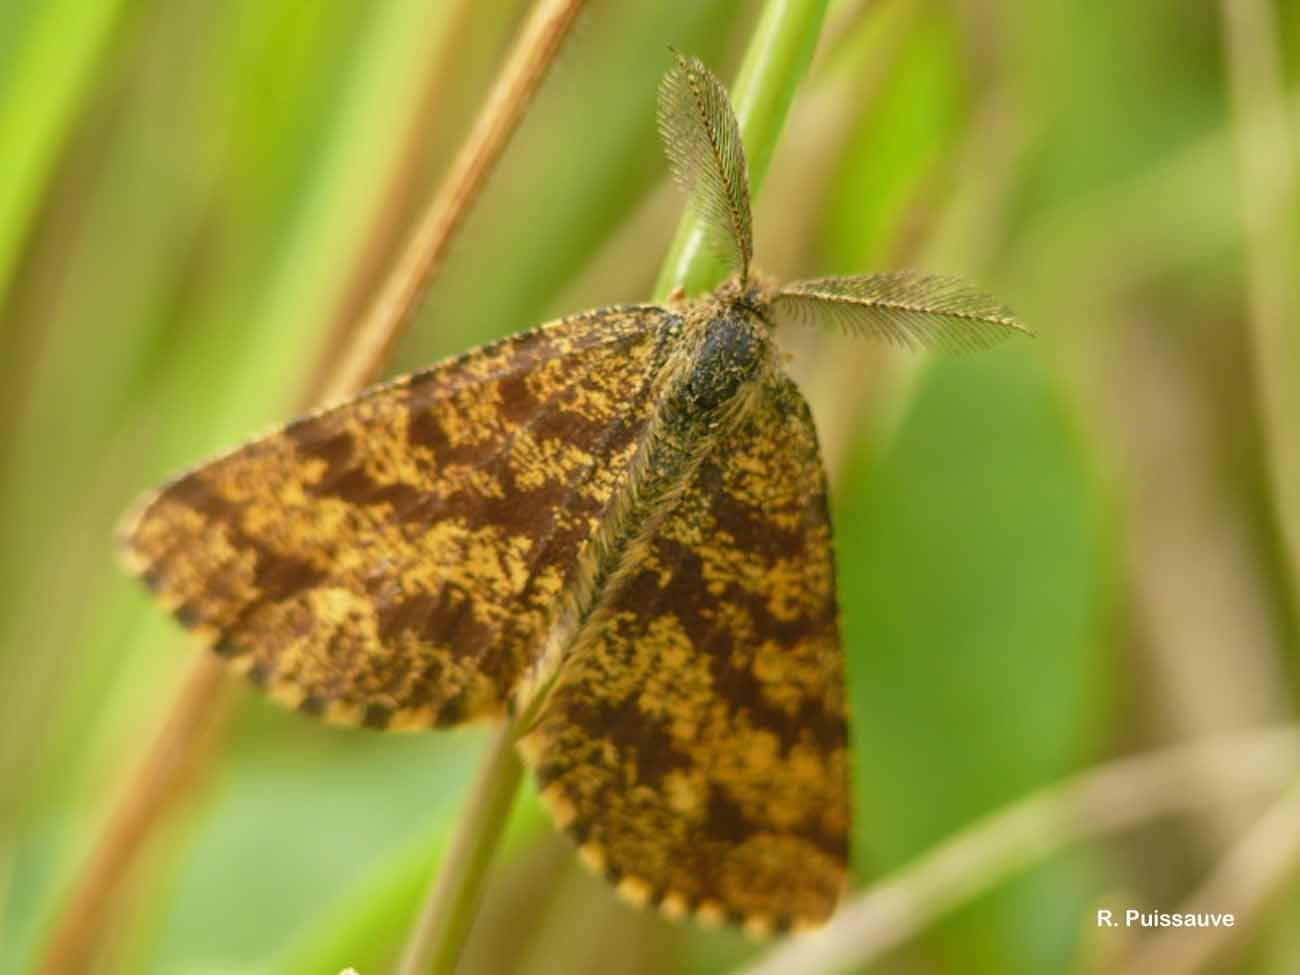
left=657, top=53, right=1030, bottom=352
left=711, top=270, right=780, bottom=319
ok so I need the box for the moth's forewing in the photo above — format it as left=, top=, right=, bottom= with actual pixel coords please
left=518, top=368, right=849, bottom=935
left=120, top=306, right=676, bottom=729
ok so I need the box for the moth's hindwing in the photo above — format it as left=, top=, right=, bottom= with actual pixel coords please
left=518, top=374, right=850, bottom=934
left=120, top=306, right=676, bottom=730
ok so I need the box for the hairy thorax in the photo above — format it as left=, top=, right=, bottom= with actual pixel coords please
left=516, top=286, right=782, bottom=718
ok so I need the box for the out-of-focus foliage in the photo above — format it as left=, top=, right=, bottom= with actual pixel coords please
left=1, top=1, right=1296, bottom=973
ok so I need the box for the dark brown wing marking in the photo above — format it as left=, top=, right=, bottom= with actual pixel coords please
left=518, top=374, right=849, bottom=934
left=120, top=306, right=677, bottom=729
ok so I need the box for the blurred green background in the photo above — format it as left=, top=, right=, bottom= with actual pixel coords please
left=2, top=1, right=1298, bottom=973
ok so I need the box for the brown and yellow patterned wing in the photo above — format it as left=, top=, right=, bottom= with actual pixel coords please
left=518, top=374, right=850, bottom=935
left=121, top=306, right=676, bottom=730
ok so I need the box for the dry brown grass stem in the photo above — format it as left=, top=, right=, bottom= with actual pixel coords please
left=1096, top=5, right=1300, bottom=968
left=36, top=655, right=228, bottom=975
left=1116, top=777, right=1300, bottom=974
left=316, top=0, right=590, bottom=405
left=1218, top=0, right=1300, bottom=604
left=299, top=0, right=483, bottom=408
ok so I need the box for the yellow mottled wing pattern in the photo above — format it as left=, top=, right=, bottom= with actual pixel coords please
left=519, top=375, right=849, bottom=934
left=121, top=307, right=676, bottom=729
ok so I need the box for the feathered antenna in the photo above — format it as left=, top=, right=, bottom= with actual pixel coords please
left=770, top=272, right=1030, bottom=351
left=657, top=50, right=753, bottom=283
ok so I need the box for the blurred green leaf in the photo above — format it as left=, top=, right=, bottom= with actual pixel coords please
left=1, top=1, right=1292, bottom=972
left=147, top=727, right=479, bottom=972
left=839, top=345, right=1110, bottom=973
left=822, top=10, right=963, bottom=272
left=0, top=0, right=129, bottom=308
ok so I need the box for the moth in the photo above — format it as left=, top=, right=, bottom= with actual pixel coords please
left=120, top=52, right=1024, bottom=936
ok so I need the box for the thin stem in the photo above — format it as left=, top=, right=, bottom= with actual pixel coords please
left=396, top=725, right=524, bottom=975
left=36, top=655, right=229, bottom=975
left=743, top=729, right=1300, bottom=975
left=1217, top=0, right=1300, bottom=617
left=653, top=0, right=830, bottom=299
left=399, top=4, right=835, bottom=969
left=317, top=0, right=590, bottom=404
left=1097, top=7, right=1300, bottom=969
left=300, top=0, right=483, bottom=407
left=35, top=3, right=583, bottom=972
left=1116, top=776, right=1300, bottom=974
